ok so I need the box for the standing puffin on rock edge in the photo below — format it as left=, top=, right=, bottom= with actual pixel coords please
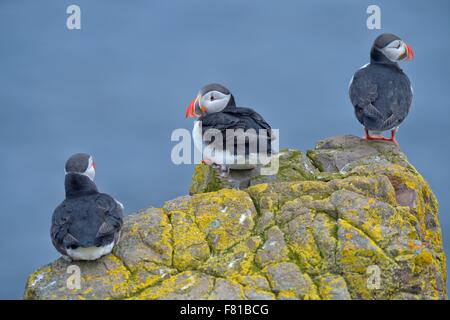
left=51, top=153, right=124, bottom=261
left=349, top=33, right=414, bottom=145
left=185, top=83, right=275, bottom=175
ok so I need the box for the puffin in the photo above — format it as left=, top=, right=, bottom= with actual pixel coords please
left=185, top=83, right=274, bottom=174
left=51, top=153, right=124, bottom=261
left=349, top=33, right=414, bottom=145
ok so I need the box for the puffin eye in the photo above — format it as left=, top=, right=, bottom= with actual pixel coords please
left=210, top=95, right=215, bottom=101
left=396, top=41, right=401, bottom=49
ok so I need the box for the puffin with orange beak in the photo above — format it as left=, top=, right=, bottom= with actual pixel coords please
left=349, top=33, right=414, bottom=145
left=186, top=83, right=274, bottom=175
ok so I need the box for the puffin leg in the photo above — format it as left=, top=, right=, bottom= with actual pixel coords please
left=386, top=128, right=399, bottom=146
left=61, top=255, right=73, bottom=262
left=363, top=128, right=386, bottom=141
left=363, top=128, right=370, bottom=139
left=219, top=165, right=230, bottom=177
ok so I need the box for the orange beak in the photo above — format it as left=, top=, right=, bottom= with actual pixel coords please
left=405, top=43, right=414, bottom=61
left=185, top=97, right=199, bottom=118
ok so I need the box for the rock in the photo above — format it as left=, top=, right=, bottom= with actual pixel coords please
left=189, top=148, right=318, bottom=195
left=264, top=262, right=319, bottom=299
left=317, top=274, right=351, bottom=300
left=208, top=278, right=245, bottom=300
left=255, top=226, right=289, bottom=268
left=307, top=135, right=410, bottom=173
left=24, top=135, right=446, bottom=300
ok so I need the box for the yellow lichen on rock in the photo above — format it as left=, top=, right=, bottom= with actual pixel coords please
left=23, top=136, right=446, bottom=300
left=189, top=189, right=257, bottom=252
left=170, top=210, right=210, bottom=270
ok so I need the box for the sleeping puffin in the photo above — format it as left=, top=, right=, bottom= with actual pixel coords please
left=349, top=33, right=414, bottom=145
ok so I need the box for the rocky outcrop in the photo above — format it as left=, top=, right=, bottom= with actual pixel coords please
left=24, top=136, right=446, bottom=300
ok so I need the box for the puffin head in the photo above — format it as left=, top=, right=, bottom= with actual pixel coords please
left=185, top=83, right=235, bottom=118
left=65, top=153, right=96, bottom=181
left=371, top=33, right=414, bottom=63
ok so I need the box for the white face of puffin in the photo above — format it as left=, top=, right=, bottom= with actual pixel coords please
left=198, top=90, right=231, bottom=114
left=380, top=40, right=413, bottom=62
left=84, top=156, right=96, bottom=181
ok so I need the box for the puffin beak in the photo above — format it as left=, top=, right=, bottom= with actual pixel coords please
left=404, top=43, right=414, bottom=61
left=186, top=97, right=200, bottom=118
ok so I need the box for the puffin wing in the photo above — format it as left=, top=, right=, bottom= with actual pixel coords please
left=51, top=201, right=78, bottom=255
left=229, top=107, right=272, bottom=130
left=349, top=71, right=382, bottom=127
left=201, top=112, right=242, bottom=132
left=228, top=107, right=274, bottom=139
left=201, top=112, right=242, bottom=150
left=380, top=74, right=413, bottom=129
left=201, top=109, right=272, bottom=155
left=94, top=194, right=124, bottom=242
left=229, top=108, right=274, bottom=152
